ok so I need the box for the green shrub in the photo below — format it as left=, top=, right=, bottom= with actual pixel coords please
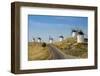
left=42, top=42, right=46, bottom=47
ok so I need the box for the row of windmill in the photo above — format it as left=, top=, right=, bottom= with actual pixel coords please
left=32, top=36, right=64, bottom=43
left=32, top=29, right=87, bottom=43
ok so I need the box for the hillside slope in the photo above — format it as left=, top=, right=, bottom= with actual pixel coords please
left=54, top=37, right=88, bottom=58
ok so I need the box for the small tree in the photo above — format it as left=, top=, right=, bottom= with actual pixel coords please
left=42, top=42, right=46, bottom=47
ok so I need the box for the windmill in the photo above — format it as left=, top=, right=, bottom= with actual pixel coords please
left=37, top=37, right=42, bottom=43
left=71, top=26, right=78, bottom=38
left=32, top=37, right=35, bottom=42
left=77, top=29, right=85, bottom=43
left=49, top=36, right=53, bottom=43
left=59, top=35, right=64, bottom=41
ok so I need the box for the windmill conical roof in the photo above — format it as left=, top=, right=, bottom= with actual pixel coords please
left=78, top=31, right=84, bottom=35
left=38, top=37, right=41, bottom=40
left=72, top=29, right=77, bottom=32
left=59, top=36, right=64, bottom=38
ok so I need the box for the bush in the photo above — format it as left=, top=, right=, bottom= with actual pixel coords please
left=42, top=42, right=46, bottom=47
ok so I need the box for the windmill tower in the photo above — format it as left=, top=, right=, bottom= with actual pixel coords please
left=37, top=37, right=41, bottom=43
left=32, top=38, right=35, bottom=42
left=59, top=35, right=64, bottom=41
left=49, top=36, right=53, bottom=43
left=77, top=30, right=84, bottom=43
left=72, top=29, right=77, bottom=38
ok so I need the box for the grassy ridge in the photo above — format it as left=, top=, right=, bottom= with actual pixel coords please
left=28, top=42, right=50, bottom=60
left=54, top=37, right=88, bottom=58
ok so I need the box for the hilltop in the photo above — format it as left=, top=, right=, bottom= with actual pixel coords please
left=54, top=37, right=88, bottom=58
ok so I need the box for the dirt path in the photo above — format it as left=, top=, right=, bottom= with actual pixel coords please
left=48, top=44, right=78, bottom=59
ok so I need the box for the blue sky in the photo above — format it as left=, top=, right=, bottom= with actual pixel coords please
left=28, top=15, right=88, bottom=42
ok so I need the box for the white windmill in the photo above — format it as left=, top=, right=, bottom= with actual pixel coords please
left=59, top=35, right=64, bottom=41
left=49, top=36, right=53, bottom=43
left=37, top=37, right=41, bottom=43
left=32, top=38, right=35, bottom=42
left=71, top=29, right=77, bottom=38
left=77, top=30, right=84, bottom=43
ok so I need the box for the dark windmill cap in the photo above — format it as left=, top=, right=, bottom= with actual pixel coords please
left=38, top=37, right=41, bottom=40
left=59, top=36, right=64, bottom=38
left=72, top=29, right=77, bottom=32
left=49, top=38, right=53, bottom=40
left=33, top=38, right=35, bottom=40
left=78, top=31, right=84, bottom=35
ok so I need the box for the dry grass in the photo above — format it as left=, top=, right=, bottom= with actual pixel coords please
left=54, top=37, right=77, bottom=50
left=54, top=37, right=88, bottom=58
left=28, top=42, right=50, bottom=61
